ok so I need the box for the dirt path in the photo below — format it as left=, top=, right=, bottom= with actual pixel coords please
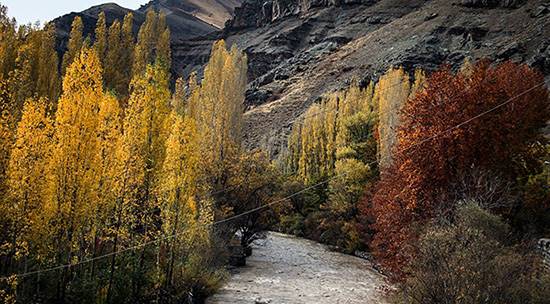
left=206, top=232, right=388, bottom=304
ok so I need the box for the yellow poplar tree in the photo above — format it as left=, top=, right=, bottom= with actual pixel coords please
left=376, top=67, right=411, bottom=168
left=61, top=17, right=84, bottom=75
left=46, top=48, right=103, bottom=266
left=104, top=20, right=123, bottom=94
left=188, top=40, right=248, bottom=185
left=36, top=24, right=60, bottom=103
left=133, top=10, right=158, bottom=76
left=119, top=13, right=135, bottom=96
left=283, top=81, right=376, bottom=183
left=158, top=111, right=201, bottom=284
left=94, top=12, right=108, bottom=67
left=116, top=63, right=170, bottom=237
left=156, top=27, right=171, bottom=70
left=96, top=92, right=122, bottom=236
left=4, top=98, right=53, bottom=260
left=0, top=5, right=18, bottom=79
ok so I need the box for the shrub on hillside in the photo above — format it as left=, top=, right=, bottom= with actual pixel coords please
left=394, top=203, right=550, bottom=304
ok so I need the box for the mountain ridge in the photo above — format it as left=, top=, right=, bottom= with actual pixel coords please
left=52, top=0, right=242, bottom=49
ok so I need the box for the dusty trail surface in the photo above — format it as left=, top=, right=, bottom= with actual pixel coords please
left=206, top=232, right=388, bottom=304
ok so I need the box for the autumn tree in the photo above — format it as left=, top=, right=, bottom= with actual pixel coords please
left=110, top=62, right=170, bottom=300
left=223, top=151, right=281, bottom=248
left=104, top=20, right=123, bottom=93
left=366, top=61, right=550, bottom=276
left=187, top=40, right=247, bottom=191
left=284, top=81, right=375, bottom=184
left=376, top=67, right=425, bottom=168
left=94, top=92, right=122, bottom=247
left=104, top=12, right=135, bottom=97
left=2, top=98, right=53, bottom=268
left=0, top=8, right=60, bottom=117
left=36, top=24, right=61, bottom=103
left=133, top=11, right=170, bottom=76
left=157, top=111, right=202, bottom=286
left=320, top=111, right=378, bottom=252
left=0, top=5, right=18, bottom=79
left=398, top=203, right=550, bottom=304
left=61, top=16, right=84, bottom=75
left=94, top=12, right=107, bottom=67
left=280, top=80, right=378, bottom=248
left=45, top=48, right=104, bottom=299
left=119, top=13, right=135, bottom=96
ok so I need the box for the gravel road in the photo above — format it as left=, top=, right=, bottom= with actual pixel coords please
left=206, top=232, right=388, bottom=304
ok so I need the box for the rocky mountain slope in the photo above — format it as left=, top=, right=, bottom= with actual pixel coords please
left=53, top=0, right=242, bottom=49
left=141, top=0, right=244, bottom=28
left=53, top=0, right=549, bottom=155
left=210, top=0, right=549, bottom=153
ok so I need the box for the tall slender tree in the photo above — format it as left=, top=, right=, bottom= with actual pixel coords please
left=36, top=24, right=60, bottom=103
left=61, top=17, right=84, bottom=75
left=94, top=12, right=108, bottom=67
left=45, top=49, right=103, bottom=299
left=188, top=40, right=247, bottom=187
left=4, top=98, right=53, bottom=265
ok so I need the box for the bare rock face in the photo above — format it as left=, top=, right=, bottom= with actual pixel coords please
left=228, top=0, right=376, bottom=29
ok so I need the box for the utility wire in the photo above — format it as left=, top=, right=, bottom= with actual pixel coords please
left=1, top=80, right=546, bottom=281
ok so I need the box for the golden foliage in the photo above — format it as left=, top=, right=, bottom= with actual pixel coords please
left=188, top=40, right=248, bottom=185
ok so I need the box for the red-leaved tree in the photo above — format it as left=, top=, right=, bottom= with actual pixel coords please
left=363, top=61, right=549, bottom=277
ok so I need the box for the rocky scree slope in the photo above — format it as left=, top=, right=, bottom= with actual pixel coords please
left=205, top=0, right=549, bottom=154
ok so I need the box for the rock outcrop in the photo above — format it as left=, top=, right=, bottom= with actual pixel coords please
left=228, top=0, right=375, bottom=28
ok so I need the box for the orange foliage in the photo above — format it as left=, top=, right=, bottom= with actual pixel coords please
left=364, top=61, right=549, bottom=277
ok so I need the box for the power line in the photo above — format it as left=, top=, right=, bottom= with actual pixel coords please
left=1, top=80, right=546, bottom=281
